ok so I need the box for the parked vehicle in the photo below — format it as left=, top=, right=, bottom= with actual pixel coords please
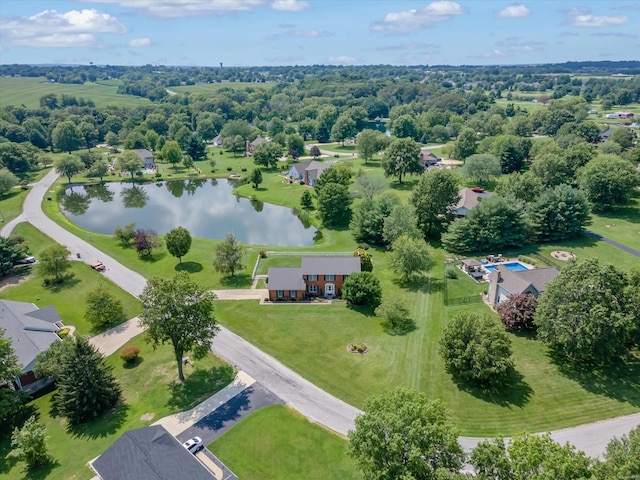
left=16, top=256, right=36, bottom=264
left=182, top=437, right=204, bottom=454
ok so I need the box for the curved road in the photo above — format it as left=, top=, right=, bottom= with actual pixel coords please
left=7, top=170, right=640, bottom=458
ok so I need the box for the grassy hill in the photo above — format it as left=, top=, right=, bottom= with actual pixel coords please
left=0, top=77, right=151, bottom=108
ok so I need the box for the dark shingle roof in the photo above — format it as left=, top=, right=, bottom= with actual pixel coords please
left=301, top=257, right=361, bottom=276
left=0, top=300, right=61, bottom=373
left=489, top=265, right=559, bottom=297
left=92, top=425, right=214, bottom=480
left=267, top=267, right=306, bottom=291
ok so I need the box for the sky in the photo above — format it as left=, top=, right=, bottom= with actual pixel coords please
left=0, top=1, right=639, bottom=67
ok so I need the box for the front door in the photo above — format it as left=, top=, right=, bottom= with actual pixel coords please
left=325, top=283, right=335, bottom=296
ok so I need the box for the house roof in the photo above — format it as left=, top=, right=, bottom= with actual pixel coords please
left=92, top=425, right=214, bottom=480
left=267, top=267, right=306, bottom=291
left=489, top=265, right=559, bottom=297
left=250, top=135, right=267, bottom=147
left=301, top=256, right=361, bottom=276
left=267, top=257, right=362, bottom=291
left=290, top=161, right=312, bottom=175
left=454, top=188, right=492, bottom=213
left=133, top=149, right=153, bottom=159
left=461, top=259, right=482, bottom=267
left=0, top=300, right=61, bottom=373
left=306, top=161, right=332, bottom=181
left=420, top=150, right=440, bottom=161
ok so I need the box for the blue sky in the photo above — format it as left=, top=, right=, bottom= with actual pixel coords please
left=0, top=1, right=638, bottom=66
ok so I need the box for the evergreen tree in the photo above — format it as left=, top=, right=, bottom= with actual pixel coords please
left=55, top=337, right=122, bottom=424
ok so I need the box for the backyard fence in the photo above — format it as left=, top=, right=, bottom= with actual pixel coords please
left=445, top=295, right=484, bottom=307
left=527, top=252, right=562, bottom=269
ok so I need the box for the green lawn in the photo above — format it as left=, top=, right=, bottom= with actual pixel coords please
left=169, top=82, right=270, bottom=95
left=587, top=192, right=640, bottom=252
left=0, top=77, right=151, bottom=109
left=211, top=405, right=359, bottom=480
left=0, top=339, right=234, bottom=480
left=216, top=248, right=640, bottom=437
left=0, top=188, right=29, bottom=224
left=0, top=223, right=141, bottom=337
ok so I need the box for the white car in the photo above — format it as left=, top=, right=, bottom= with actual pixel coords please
left=16, top=256, right=36, bottom=264
left=182, top=436, right=204, bottom=454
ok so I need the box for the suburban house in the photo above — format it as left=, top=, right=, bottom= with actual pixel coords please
left=267, top=256, right=361, bottom=301
left=287, top=160, right=335, bottom=186
left=605, top=112, right=635, bottom=119
left=245, top=135, right=268, bottom=155
left=487, top=265, right=560, bottom=306
left=91, top=425, right=214, bottom=480
left=452, top=187, right=492, bottom=217
left=419, top=149, right=441, bottom=168
left=133, top=149, right=156, bottom=169
left=0, top=300, right=62, bottom=390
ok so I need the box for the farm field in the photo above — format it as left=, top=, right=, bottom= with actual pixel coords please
left=0, top=77, right=151, bottom=108
left=169, top=82, right=270, bottom=95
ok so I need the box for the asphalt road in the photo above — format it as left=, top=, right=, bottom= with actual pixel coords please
left=15, top=170, right=640, bottom=460
left=177, top=383, right=284, bottom=445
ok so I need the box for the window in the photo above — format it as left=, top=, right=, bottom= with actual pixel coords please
left=290, top=290, right=297, bottom=298
left=308, top=274, right=318, bottom=281
left=308, top=285, right=319, bottom=293
left=343, top=275, right=349, bottom=281
left=325, top=274, right=335, bottom=281
left=276, top=290, right=284, bottom=298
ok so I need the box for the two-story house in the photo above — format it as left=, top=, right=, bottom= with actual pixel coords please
left=267, top=257, right=361, bottom=301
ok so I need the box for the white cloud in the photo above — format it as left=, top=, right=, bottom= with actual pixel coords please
left=372, top=1, right=464, bottom=33
left=497, top=4, right=530, bottom=18
left=0, top=9, right=125, bottom=47
left=565, top=8, right=629, bottom=27
left=266, top=29, right=333, bottom=40
left=482, top=49, right=506, bottom=58
left=86, top=0, right=266, bottom=18
left=271, top=0, right=310, bottom=12
left=129, top=37, right=151, bottom=47
left=327, top=55, right=357, bottom=65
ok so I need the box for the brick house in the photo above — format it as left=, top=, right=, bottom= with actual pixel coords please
left=267, top=257, right=361, bottom=301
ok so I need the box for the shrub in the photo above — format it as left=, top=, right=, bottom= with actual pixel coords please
left=57, top=328, right=70, bottom=337
left=444, top=265, right=458, bottom=279
left=120, top=345, right=140, bottom=363
left=226, top=166, right=232, bottom=171
left=497, top=293, right=537, bottom=330
left=342, top=272, right=382, bottom=308
left=241, top=167, right=247, bottom=172
left=259, top=250, right=267, bottom=258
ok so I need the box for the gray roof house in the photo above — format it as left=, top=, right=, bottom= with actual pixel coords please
left=419, top=149, right=441, bottom=168
left=267, top=256, right=361, bottom=300
left=452, top=188, right=492, bottom=217
left=133, top=149, right=156, bottom=169
left=487, top=265, right=560, bottom=306
left=286, top=160, right=336, bottom=187
left=0, top=300, right=62, bottom=389
left=91, top=425, right=214, bottom=480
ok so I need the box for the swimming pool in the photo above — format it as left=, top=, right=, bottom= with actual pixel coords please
left=483, top=261, right=530, bottom=273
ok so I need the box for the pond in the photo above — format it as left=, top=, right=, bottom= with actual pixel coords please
left=60, top=179, right=317, bottom=246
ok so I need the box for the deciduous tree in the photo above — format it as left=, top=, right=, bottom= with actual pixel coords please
left=161, top=140, right=183, bottom=171
left=114, top=222, right=136, bottom=247
left=55, top=155, right=84, bottom=183
left=331, top=114, right=357, bottom=145
left=165, top=226, right=192, bottom=264
left=85, top=287, right=126, bottom=328
left=37, top=244, right=71, bottom=284
left=249, top=168, right=263, bottom=189
left=388, top=234, right=434, bottom=281
left=462, top=154, right=502, bottom=185
left=118, top=151, right=143, bottom=180
left=535, top=259, right=637, bottom=364
left=594, top=425, right=640, bottom=480
left=0, top=235, right=27, bottom=276
left=139, top=272, right=218, bottom=381
left=253, top=142, right=283, bottom=168
left=8, top=415, right=50, bottom=468
left=351, top=173, right=387, bottom=201
left=213, top=233, right=244, bottom=277
left=134, top=229, right=162, bottom=257
left=341, top=272, right=382, bottom=308
left=348, top=389, right=464, bottom=480
left=496, top=293, right=538, bottom=331
left=0, top=168, right=18, bottom=196
left=410, top=169, right=460, bottom=239
left=440, top=312, right=514, bottom=388
left=527, top=184, right=591, bottom=242
left=0, top=331, right=27, bottom=426
left=381, top=137, right=423, bottom=184
left=356, top=129, right=386, bottom=164
left=578, top=155, right=639, bottom=211
left=52, top=121, right=83, bottom=153
left=317, top=182, right=352, bottom=227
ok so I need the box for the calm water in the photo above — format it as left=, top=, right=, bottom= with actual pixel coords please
left=61, top=179, right=317, bottom=246
left=483, top=262, right=530, bottom=273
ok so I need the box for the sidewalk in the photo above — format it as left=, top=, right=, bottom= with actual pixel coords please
left=88, top=317, right=144, bottom=357
left=154, top=371, right=256, bottom=437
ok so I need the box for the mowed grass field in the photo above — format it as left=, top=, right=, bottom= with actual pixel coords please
left=170, top=82, right=271, bottom=95
left=211, top=405, right=359, bottom=480
left=0, top=77, right=151, bottom=108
